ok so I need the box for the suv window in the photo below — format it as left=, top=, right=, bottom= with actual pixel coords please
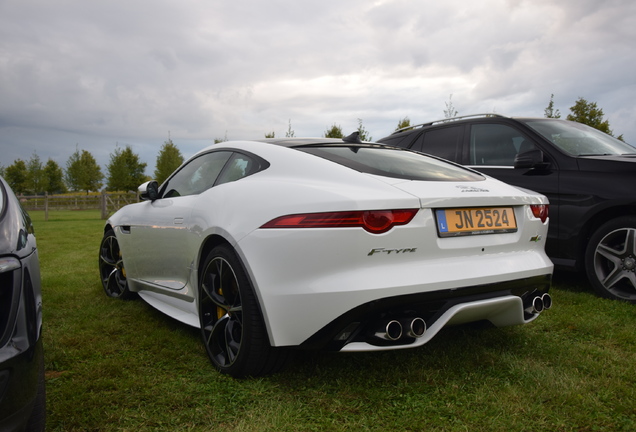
left=469, top=124, right=536, bottom=166
left=412, top=126, right=462, bottom=161
left=299, top=146, right=484, bottom=182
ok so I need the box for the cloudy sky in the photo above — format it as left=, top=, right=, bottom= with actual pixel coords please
left=1, top=0, right=635, bottom=175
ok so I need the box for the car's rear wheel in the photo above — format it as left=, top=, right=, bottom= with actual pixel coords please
left=585, top=216, right=636, bottom=302
left=198, top=245, right=289, bottom=377
left=99, top=229, right=135, bottom=299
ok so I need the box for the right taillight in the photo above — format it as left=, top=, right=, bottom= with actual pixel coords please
left=530, top=204, right=549, bottom=223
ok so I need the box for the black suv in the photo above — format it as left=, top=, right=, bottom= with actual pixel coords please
left=378, top=114, right=636, bottom=302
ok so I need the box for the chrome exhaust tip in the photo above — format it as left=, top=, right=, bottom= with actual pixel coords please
left=525, top=296, right=544, bottom=314
left=401, top=317, right=427, bottom=338
left=375, top=319, right=403, bottom=341
left=541, top=293, right=553, bottom=310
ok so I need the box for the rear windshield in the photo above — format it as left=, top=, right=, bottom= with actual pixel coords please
left=298, top=146, right=484, bottom=181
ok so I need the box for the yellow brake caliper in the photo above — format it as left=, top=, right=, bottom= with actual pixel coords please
left=217, top=287, right=225, bottom=319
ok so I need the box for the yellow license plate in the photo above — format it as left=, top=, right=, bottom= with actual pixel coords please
left=435, top=207, right=517, bottom=237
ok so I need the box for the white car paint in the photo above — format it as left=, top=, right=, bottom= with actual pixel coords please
left=105, top=139, right=553, bottom=352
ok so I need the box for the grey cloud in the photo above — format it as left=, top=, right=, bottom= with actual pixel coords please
left=1, top=0, right=634, bottom=175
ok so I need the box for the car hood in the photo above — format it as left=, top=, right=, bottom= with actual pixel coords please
left=577, top=154, right=636, bottom=173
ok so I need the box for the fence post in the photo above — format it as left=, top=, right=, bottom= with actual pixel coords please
left=44, top=192, right=49, bottom=221
left=100, top=191, right=107, bottom=220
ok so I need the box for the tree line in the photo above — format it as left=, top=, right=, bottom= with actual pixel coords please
left=1, top=140, right=184, bottom=195
left=0, top=96, right=625, bottom=195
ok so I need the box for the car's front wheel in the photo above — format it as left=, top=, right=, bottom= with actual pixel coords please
left=198, top=245, right=289, bottom=377
left=585, top=216, right=636, bottom=302
left=99, top=229, right=135, bottom=299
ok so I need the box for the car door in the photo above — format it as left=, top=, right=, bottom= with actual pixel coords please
left=126, top=150, right=234, bottom=290
left=461, top=122, right=561, bottom=257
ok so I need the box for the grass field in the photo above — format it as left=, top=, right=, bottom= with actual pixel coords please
left=33, top=211, right=636, bottom=431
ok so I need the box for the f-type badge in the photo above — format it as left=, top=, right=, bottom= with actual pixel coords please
left=368, top=248, right=417, bottom=256
left=530, top=235, right=542, bottom=242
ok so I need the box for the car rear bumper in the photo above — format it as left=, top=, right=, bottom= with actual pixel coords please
left=239, top=206, right=553, bottom=348
left=299, top=274, right=551, bottom=351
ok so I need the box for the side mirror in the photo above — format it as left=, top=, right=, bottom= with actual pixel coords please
left=514, top=149, right=547, bottom=170
left=139, top=180, right=159, bottom=201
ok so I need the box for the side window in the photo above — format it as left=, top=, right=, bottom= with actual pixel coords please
left=162, top=151, right=232, bottom=198
left=412, top=126, right=462, bottom=162
left=216, top=153, right=263, bottom=185
left=469, top=124, right=537, bottom=166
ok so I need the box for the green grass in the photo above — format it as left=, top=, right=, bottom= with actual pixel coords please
left=33, top=211, right=636, bottom=431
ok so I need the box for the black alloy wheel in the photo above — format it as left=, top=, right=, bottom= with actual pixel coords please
left=99, top=229, right=135, bottom=299
left=198, top=245, right=289, bottom=377
left=586, top=216, right=636, bottom=302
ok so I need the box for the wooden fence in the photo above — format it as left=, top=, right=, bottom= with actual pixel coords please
left=19, top=191, right=139, bottom=220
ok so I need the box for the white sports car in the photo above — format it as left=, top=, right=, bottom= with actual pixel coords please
left=99, top=134, right=553, bottom=377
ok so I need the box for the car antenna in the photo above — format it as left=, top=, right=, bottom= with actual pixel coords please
left=342, top=131, right=362, bottom=143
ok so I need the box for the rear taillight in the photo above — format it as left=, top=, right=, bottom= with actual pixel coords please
left=530, top=204, right=549, bottom=223
left=261, top=209, right=419, bottom=234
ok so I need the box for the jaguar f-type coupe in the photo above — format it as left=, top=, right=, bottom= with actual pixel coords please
left=99, top=135, right=553, bottom=377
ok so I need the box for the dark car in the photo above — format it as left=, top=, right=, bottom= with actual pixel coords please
left=0, top=176, right=45, bottom=432
left=378, top=114, right=636, bottom=302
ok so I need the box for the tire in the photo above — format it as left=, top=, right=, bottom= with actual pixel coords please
left=98, top=229, right=135, bottom=299
left=585, top=216, right=636, bottom=302
left=198, top=245, right=289, bottom=378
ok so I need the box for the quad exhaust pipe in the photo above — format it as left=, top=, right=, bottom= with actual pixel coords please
left=402, top=317, right=427, bottom=338
left=526, top=293, right=553, bottom=315
left=375, top=317, right=427, bottom=341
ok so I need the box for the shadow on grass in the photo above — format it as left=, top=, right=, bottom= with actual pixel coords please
left=277, top=321, right=530, bottom=384
left=552, top=269, right=592, bottom=295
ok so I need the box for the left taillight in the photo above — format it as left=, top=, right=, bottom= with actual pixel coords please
left=530, top=204, right=549, bottom=223
left=261, top=209, right=419, bottom=234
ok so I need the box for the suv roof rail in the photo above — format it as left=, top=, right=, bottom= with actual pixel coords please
left=393, top=113, right=508, bottom=134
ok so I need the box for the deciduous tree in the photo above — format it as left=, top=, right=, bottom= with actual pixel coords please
left=65, top=148, right=103, bottom=193
left=5, top=159, right=28, bottom=194
left=106, top=145, right=147, bottom=192
left=324, top=123, right=343, bottom=138
left=395, top=117, right=411, bottom=131
left=214, top=131, right=228, bottom=144
left=444, top=94, right=459, bottom=119
left=26, top=153, right=44, bottom=194
left=43, top=159, right=66, bottom=194
left=285, top=119, right=295, bottom=138
left=567, top=97, right=624, bottom=140
left=544, top=94, right=561, bottom=118
left=357, top=118, right=372, bottom=141
left=154, top=139, right=184, bottom=185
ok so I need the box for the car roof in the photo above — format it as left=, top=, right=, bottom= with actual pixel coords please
left=257, top=131, right=371, bottom=148
left=259, top=137, right=344, bottom=147
left=388, top=113, right=562, bottom=136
